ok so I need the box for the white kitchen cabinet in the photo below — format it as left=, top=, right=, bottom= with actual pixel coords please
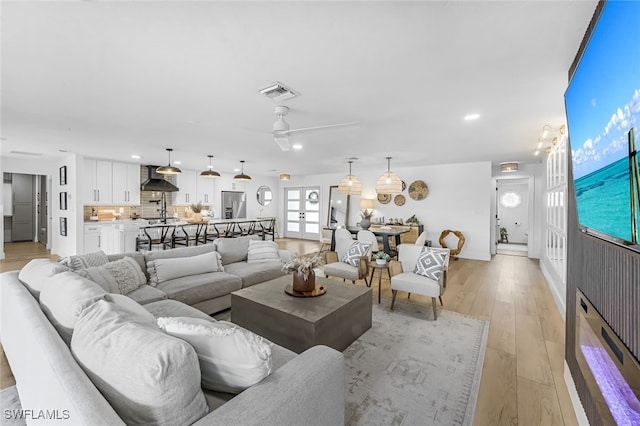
left=83, top=159, right=113, bottom=204
left=83, top=223, right=103, bottom=253
left=197, top=175, right=216, bottom=207
left=112, top=162, right=141, bottom=205
left=173, top=170, right=197, bottom=205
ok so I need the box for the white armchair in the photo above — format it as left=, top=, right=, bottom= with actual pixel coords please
left=323, top=230, right=371, bottom=285
left=389, top=244, right=450, bottom=319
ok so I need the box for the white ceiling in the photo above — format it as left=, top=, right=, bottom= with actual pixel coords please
left=1, top=1, right=597, bottom=177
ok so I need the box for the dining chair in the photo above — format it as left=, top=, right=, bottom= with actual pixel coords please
left=414, top=231, right=427, bottom=246
left=358, top=229, right=382, bottom=253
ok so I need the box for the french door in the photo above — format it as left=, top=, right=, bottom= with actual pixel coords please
left=284, top=187, right=321, bottom=240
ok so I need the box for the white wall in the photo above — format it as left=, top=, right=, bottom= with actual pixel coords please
left=280, top=161, right=493, bottom=261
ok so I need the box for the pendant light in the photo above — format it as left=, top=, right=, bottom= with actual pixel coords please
left=375, top=157, right=403, bottom=195
left=200, top=155, right=221, bottom=178
left=233, top=160, right=252, bottom=181
left=156, top=148, right=182, bottom=175
left=337, top=160, right=362, bottom=195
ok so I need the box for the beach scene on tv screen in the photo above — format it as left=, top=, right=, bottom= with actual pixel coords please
left=567, top=1, right=640, bottom=242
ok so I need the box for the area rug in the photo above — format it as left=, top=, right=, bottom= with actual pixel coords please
left=344, top=300, right=489, bottom=426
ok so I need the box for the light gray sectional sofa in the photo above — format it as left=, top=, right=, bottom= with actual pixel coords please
left=0, top=235, right=345, bottom=425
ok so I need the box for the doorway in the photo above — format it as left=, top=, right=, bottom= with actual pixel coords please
left=3, top=173, right=48, bottom=246
left=496, top=179, right=529, bottom=256
left=284, top=187, right=321, bottom=240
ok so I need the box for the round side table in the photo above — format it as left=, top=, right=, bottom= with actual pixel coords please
left=369, top=261, right=392, bottom=304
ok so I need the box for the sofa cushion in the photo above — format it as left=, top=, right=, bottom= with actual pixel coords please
left=71, top=300, right=209, bottom=426
left=156, top=272, right=242, bottom=306
left=126, top=284, right=168, bottom=305
left=147, top=251, right=223, bottom=286
left=391, top=271, right=441, bottom=297
left=144, top=299, right=216, bottom=322
left=323, top=261, right=360, bottom=281
left=75, top=256, right=147, bottom=295
left=341, top=241, right=370, bottom=267
left=223, top=261, right=285, bottom=288
left=247, top=240, right=280, bottom=263
left=414, top=247, right=449, bottom=280
left=109, top=293, right=157, bottom=324
left=39, top=272, right=110, bottom=345
left=18, top=258, right=69, bottom=300
left=63, top=250, right=110, bottom=271
left=157, top=317, right=272, bottom=393
left=213, top=235, right=259, bottom=265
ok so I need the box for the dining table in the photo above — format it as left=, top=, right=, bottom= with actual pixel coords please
left=325, top=226, right=410, bottom=255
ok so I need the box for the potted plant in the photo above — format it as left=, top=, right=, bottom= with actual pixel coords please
left=499, top=227, right=508, bottom=242
left=360, top=209, right=374, bottom=230
left=373, top=251, right=391, bottom=265
left=406, top=214, right=420, bottom=226
left=189, top=202, right=203, bottom=222
left=282, top=254, right=321, bottom=292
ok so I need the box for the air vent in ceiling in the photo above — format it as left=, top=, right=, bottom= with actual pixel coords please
left=259, top=81, right=299, bottom=101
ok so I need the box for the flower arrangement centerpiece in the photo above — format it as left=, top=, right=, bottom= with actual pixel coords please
left=373, top=251, right=391, bottom=265
left=282, top=254, right=321, bottom=292
left=188, top=202, right=204, bottom=222
left=360, top=198, right=376, bottom=230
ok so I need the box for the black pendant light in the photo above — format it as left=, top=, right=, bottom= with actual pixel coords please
left=233, top=160, right=252, bottom=181
left=200, top=155, right=221, bottom=178
left=156, top=148, right=182, bottom=175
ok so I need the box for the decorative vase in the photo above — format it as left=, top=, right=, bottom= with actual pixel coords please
left=375, top=259, right=387, bottom=266
left=360, top=218, right=371, bottom=230
left=292, top=270, right=315, bottom=292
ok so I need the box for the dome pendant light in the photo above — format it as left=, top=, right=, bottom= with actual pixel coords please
left=337, top=160, right=362, bottom=195
left=156, top=148, right=182, bottom=175
left=375, top=157, right=403, bottom=195
left=233, top=160, right=252, bottom=181
left=200, top=155, right=221, bottom=178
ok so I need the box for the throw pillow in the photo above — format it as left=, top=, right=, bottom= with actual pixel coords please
left=75, top=256, right=147, bottom=295
left=414, top=247, right=449, bottom=280
left=213, top=235, right=259, bottom=265
left=247, top=240, right=280, bottom=263
left=157, top=317, right=272, bottom=393
left=39, top=271, right=110, bottom=345
left=72, top=300, right=209, bottom=425
left=17, top=258, right=69, bottom=300
left=341, top=241, right=371, bottom=267
left=147, top=251, right=223, bottom=286
left=63, top=250, right=110, bottom=271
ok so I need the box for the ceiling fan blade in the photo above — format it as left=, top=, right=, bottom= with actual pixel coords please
left=282, top=122, right=359, bottom=135
left=273, top=136, right=290, bottom=151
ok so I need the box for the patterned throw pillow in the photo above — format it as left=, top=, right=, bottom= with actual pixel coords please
left=64, top=250, right=110, bottom=271
left=414, top=247, right=449, bottom=280
left=75, top=256, right=147, bottom=295
left=341, top=241, right=371, bottom=267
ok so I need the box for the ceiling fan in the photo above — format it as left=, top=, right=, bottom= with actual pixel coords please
left=272, top=105, right=358, bottom=151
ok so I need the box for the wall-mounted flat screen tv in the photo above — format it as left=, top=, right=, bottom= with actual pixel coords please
left=566, top=0, right=640, bottom=249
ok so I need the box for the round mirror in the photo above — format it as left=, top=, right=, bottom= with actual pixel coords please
left=256, top=185, right=273, bottom=206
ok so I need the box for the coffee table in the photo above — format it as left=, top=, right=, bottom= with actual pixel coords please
left=231, top=275, right=372, bottom=353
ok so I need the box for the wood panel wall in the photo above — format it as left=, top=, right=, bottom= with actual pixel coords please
left=565, top=4, right=640, bottom=425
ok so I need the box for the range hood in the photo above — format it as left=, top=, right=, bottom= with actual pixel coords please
left=140, top=165, right=179, bottom=192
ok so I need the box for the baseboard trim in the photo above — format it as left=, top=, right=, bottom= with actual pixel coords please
left=540, top=260, right=566, bottom=321
left=564, top=361, right=590, bottom=426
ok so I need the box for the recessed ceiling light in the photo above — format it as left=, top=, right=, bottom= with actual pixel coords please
left=464, top=113, right=480, bottom=121
left=131, top=154, right=141, bottom=159
left=233, top=168, right=240, bottom=172
left=173, top=161, right=181, bottom=165
left=292, top=144, right=303, bottom=150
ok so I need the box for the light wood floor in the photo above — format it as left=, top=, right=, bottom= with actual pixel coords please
left=0, top=239, right=577, bottom=425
